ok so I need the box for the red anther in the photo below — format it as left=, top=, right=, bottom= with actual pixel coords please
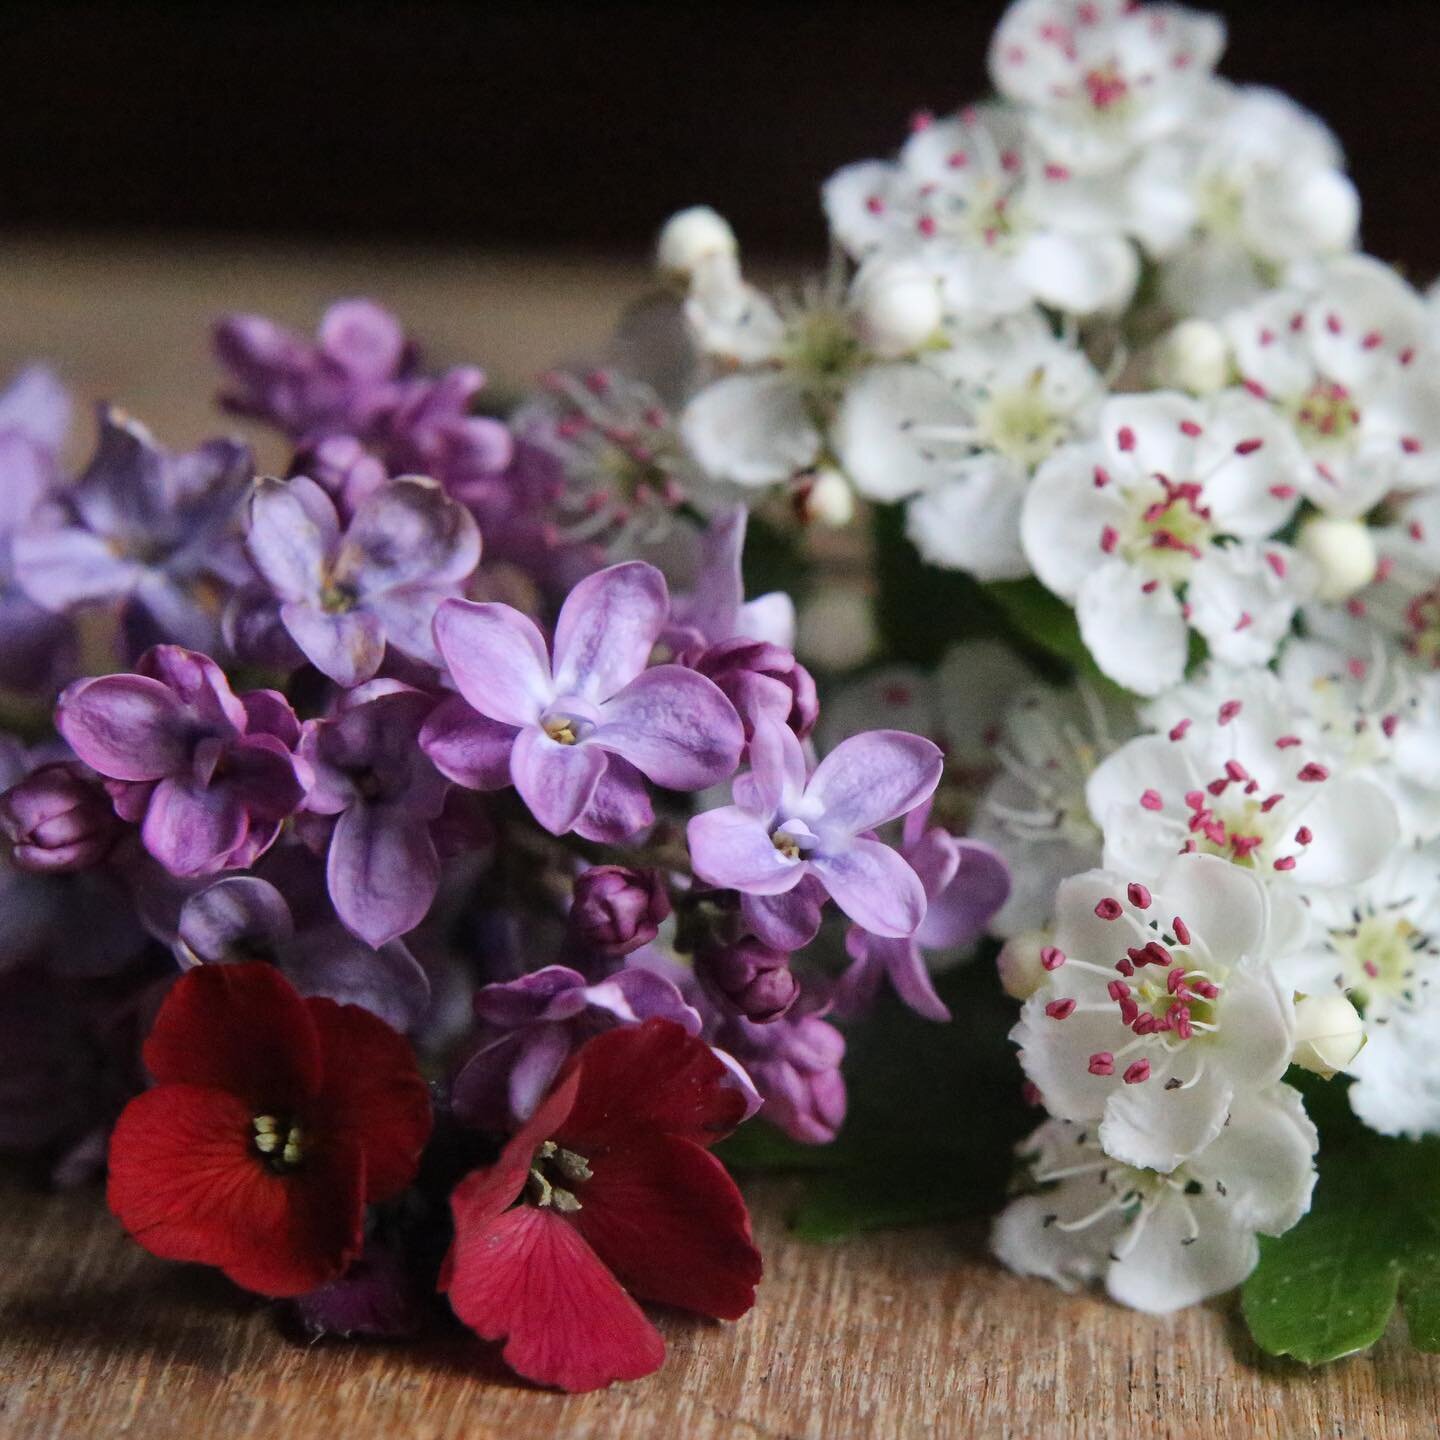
left=1045, top=998, right=1076, bottom=1020
left=1218, top=700, right=1242, bottom=724
left=1041, top=946, right=1067, bottom=970
left=1275, top=735, right=1302, bottom=749
left=1107, top=979, right=1132, bottom=1001
left=1100, top=525, right=1119, bottom=553
left=1234, top=438, right=1264, bottom=456
left=1179, top=420, right=1203, bottom=437
left=1132, top=1014, right=1158, bottom=1036
left=1260, top=792, right=1284, bottom=812
left=1115, top=957, right=1135, bottom=977
left=1088, top=1052, right=1115, bottom=1076
left=1123, top=1060, right=1151, bottom=1084
left=1127, top=882, right=1152, bottom=909
left=1172, top=916, right=1191, bottom=945
left=1296, top=826, right=1313, bottom=845
left=1224, top=760, right=1249, bottom=782
left=1095, top=898, right=1124, bottom=920
left=1169, top=718, right=1192, bottom=742
left=1117, top=426, right=1136, bottom=452
left=1273, top=855, right=1297, bottom=871
left=1206, top=777, right=1230, bottom=797
left=1184, top=789, right=1206, bottom=810
left=1118, top=997, right=1140, bottom=1025
left=1140, top=789, right=1164, bottom=811
left=1297, top=762, right=1329, bottom=782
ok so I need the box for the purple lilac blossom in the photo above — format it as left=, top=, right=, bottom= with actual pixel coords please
left=14, top=408, right=252, bottom=656
left=246, top=474, right=481, bottom=687
left=687, top=717, right=942, bottom=948
left=0, top=366, right=76, bottom=690
left=450, top=963, right=703, bottom=1130
left=298, top=682, right=450, bottom=949
left=56, top=645, right=309, bottom=877
left=836, top=802, right=1011, bottom=1022
left=421, top=560, right=744, bottom=841
left=717, top=1011, right=847, bottom=1145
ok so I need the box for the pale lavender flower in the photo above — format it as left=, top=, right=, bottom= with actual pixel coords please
left=836, top=802, right=1011, bottom=1022
left=246, top=474, right=481, bottom=687
left=450, top=963, right=703, bottom=1129
left=717, top=1011, right=847, bottom=1145
left=14, top=408, right=252, bottom=655
left=56, top=645, right=309, bottom=877
left=687, top=717, right=942, bottom=946
left=0, top=366, right=76, bottom=690
left=298, top=682, right=450, bottom=949
left=422, top=561, right=744, bottom=841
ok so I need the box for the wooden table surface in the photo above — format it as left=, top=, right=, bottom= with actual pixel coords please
left=3, top=236, right=1440, bottom=1439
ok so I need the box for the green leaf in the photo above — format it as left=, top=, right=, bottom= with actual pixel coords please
left=717, top=957, right=1031, bottom=1241
left=1242, top=1086, right=1440, bottom=1364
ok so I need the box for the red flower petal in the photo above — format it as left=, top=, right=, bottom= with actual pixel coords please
left=444, top=1204, right=664, bottom=1392
left=106, top=1083, right=365, bottom=1297
left=305, top=997, right=433, bottom=1203
left=142, top=963, right=320, bottom=1110
left=572, top=1132, right=761, bottom=1321
left=559, top=1019, right=747, bottom=1152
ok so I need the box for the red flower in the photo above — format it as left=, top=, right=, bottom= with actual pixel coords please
left=440, top=1018, right=762, bottom=1392
left=107, top=962, right=432, bottom=1297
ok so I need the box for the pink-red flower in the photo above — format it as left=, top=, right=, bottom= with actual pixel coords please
left=441, top=1018, right=762, bottom=1391
left=107, top=962, right=432, bottom=1297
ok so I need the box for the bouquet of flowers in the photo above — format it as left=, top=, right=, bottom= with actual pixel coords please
left=3, top=0, right=1439, bottom=1389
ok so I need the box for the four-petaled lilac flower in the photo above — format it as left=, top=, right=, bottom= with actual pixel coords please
left=15, top=408, right=252, bottom=655
left=56, top=645, right=309, bottom=877
left=687, top=718, right=943, bottom=947
left=450, top=964, right=703, bottom=1130
left=247, top=474, right=481, bottom=687
left=422, top=561, right=744, bottom=841
left=837, top=802, right=1011, bottom=1022
left=0, top=365, right=76, bottom=691
left=299, top=682, right=451, bottom=948
left=716, top=1012, right=847, bottom=1145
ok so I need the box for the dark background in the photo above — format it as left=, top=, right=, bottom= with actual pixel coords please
left=4, top=1, right=1438, bottom=272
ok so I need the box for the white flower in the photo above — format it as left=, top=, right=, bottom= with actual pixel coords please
left=1147, top=318, right=1229, bottom=395
left=990, top=0, right=1225, bottom=176
left=656, top=206, right=738, bottom=280
left=1296, top=516, right=1378, bottom=603
left=970, top=677, right=1131, bottom=936
left=850, top=257, right=944, bottom=358
left=1129, top=83, right=1359, bottom=320
left=993, top=1085, right=1317, bottom=1313
left=1290, top=993, right=1365, bottom=1079
left=1020, top=390, right=1309, bottom=694
left=1088, top=666, right=1400, bottom=942
left=1012, top=854, right=1296, bottom=1172
left=1224, top=256, right=1440, bottom=517
left=823, top=105, right=1138, bottom=320
left=899, top=314, right=1108, bottom=580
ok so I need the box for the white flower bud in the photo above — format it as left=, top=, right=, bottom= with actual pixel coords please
left=998, top=930, right=1054, bottom=1002
left=1149, top=319, right=1229, bottom=395
left=1297, top=516, right=1379, bottom=602
left=851, top=259, right=942, bottom=358
left=797, top=586, right=878, bottom=672
left=1292, top=993, right=1365, bottom=1079
left=798, top=468, right=856, bottom=528
left=656, top=207, right=738, bottom=279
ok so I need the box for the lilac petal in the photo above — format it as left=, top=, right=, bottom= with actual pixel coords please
left=56, top=674, right=191, bottom=781
left=573, top=756, right=654, bottom=843
left=591, top=665, right=743, bottom=790
left=0, top=433, right=50, bottom=532
left=744, top=881, right=824, bottom=950
left=509, top=725, right=608, bottom=836
left=419, top=695, right=517, bottom=790
left=221, top=736, right=309, bottom=823
left=246, top=475, right=337, bottom=602
left=177, top=876, right=294, bottom=964
left=13, top=524, right=141, bottom=609
left=687, top=803, right=804, bottom=895
left=878, top=936, right=952, bottom=1021
left=139, top=644, right=248, bottom=735
left=0, top=591, right=73, bottom=692
left=905, top=825, right=961, bottom=901
left=734, top=716, right=807, bottom=818
left=811, top=836, right=927, bottom=937
left=318, top=299, right=407, bottom=380
left=0, top=364, right=71, bottom=453
left=364, top=584, right=451, bottom=666
left=508, top=1023, right=575, bottom=1121
left=242, top=689, right=302, bottom=748
left=551, top=561, right=669, bottom=702
left=808, top=730, right=943, bottom=838
left=130, top=574, right=225, bottom=655
left=432, top=598, right=553, bottom=727
left=141, top=777, right=248, bottom=876
left=684, top=505, right=747, bottom=643
left=602, top=966, right=703, bottom=1032
left=282, top=926, right=431, bottom=1034
left=917, top=839, right=1011, bottom=951
left=336, top=478, right=481, bottom=598
left=280, top=600, right=386, bottom=687
left=474, top=967, right=589, bottom=1027
left=327, top=805, right=440, bottom=947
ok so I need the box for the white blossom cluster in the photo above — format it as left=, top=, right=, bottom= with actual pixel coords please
left=758, top=0, right=1440, bottom=1316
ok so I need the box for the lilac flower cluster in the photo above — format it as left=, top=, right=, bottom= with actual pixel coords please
left=0, top=301, right=1009, bottom=1197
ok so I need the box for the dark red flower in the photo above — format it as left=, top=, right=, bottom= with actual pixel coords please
left=440, top=1018, right=762, bottom=1392
left=107, top=962, right=432, bottom=1297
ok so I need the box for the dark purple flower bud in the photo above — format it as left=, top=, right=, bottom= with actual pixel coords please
left=695, top=637, right=819, bottom=740
left=567, top=866, right=670, bottom=957
left=698, top=936, right=799, bottom=1022
left=0, top=762, right=121, bottom=873
left=291, top=1236, right=423, bottom=1340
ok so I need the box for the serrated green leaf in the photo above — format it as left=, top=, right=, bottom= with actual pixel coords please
left=1242, top=1095, right=1440, bottom=1364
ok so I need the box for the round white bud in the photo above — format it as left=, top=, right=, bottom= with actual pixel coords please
left=798, top=468, right=856, bottom=529
left=656, top=207, right=738, bottom=279
left=797, top=586, right=878, bottom=672
left=1149, top=319, right=1229, bottom=395
left=851, top=259, right=942, bottom=358
left=997, top=931, right=1054, bottom=1002
left=1291, top=993, right=1365, bottom=1079
left=1297, top=516, right=1379, bottom=602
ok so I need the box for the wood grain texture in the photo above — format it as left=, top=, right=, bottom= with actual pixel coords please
left=2, top=238, right=1439, bottom=1439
